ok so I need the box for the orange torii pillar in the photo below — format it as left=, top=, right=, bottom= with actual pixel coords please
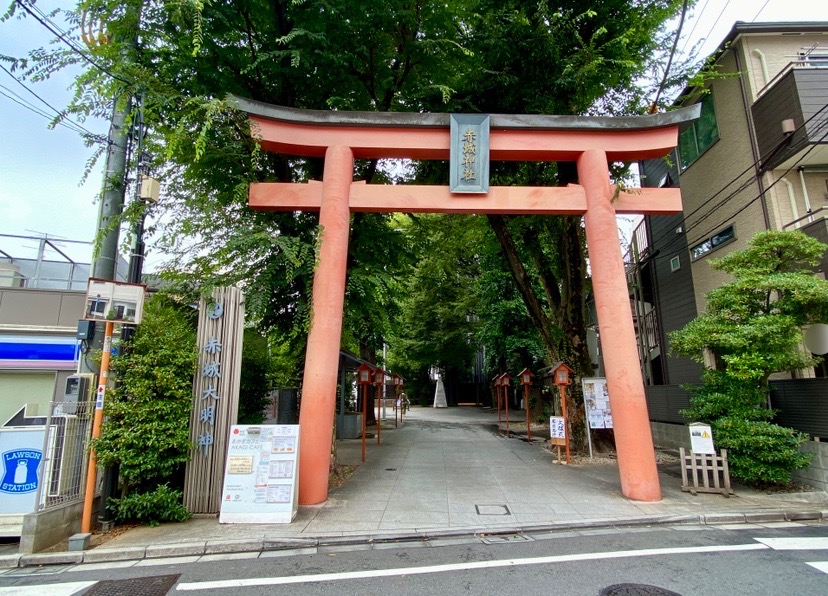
left=578, top=149, right=660, bottom=500
left=297, top=146, right=354, bottom=505
left=233, top=96, right=700, bottom=505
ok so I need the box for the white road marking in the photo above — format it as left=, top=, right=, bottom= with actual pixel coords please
left=68, top=560, right=138, bottom=572
left=754, top=537, right=828, bottom=550
left=176, top=543, right=769, bottom=591
left=806, top=562, right=828, bottom=574
left=0, top=581, right=96, bottom=595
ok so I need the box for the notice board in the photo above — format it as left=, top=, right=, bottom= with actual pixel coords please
left=582, top=377, right=614, bottom=429
left=219, top=424, right=300, bottom=523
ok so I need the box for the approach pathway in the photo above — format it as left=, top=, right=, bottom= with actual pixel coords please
left=99, top=406, right=826, bottom=544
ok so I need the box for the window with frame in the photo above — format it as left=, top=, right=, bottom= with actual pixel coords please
left=690, top=225, right=735, bottom=260
left=678, top=95, right=719, bottom=170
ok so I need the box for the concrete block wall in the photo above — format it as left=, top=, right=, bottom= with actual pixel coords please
left=651, top=421, right=828, bottom=492
left=651, top=421, right=691, bottom=452
left=19, top=500, right=90, bottom=554
left=792, top=440, right=828, bottom=492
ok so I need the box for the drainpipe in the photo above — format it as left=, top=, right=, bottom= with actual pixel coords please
left=798, top=167, right=813, bottom=223
left=779, top=177, right=799, bottom=227
left=752, top=49, right=770, bottom=90
left=734, top=46, right=771, bottom=230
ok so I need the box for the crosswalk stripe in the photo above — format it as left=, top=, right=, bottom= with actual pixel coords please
left=0, top=581, right=96, bottom=595
left=806, top=562, right=828, bottom=574
left=754, top=537, right=828, bottom=550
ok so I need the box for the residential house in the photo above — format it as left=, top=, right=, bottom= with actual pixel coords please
left=629, top=21, right=828, bottom=475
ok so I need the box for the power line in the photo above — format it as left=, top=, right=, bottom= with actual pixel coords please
left=679, top=0, right=712, bottom=55
left=0, top=63, right=106, bottom=142
left=694, top=0, right=733, bottom=60
left=15, top=0, right=134, bottom=86
left=677, top=122, right=828, bottom=258
left=751, top=0, right=773, bottom=23
left=643, top=101, right=828, bottom=250
left=650, top=113, right=828, bottom=262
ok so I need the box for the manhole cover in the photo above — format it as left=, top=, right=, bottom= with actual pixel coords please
left=475, top=504, right=511, bottom=515
left=599, top=584, right=682, bottom=596
left=85, top=574, right=180, bottom=596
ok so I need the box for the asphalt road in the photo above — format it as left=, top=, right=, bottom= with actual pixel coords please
left=1, top=522, right=827, bottom=595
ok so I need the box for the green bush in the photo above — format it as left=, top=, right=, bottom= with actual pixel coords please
left=712, top=418, right=812, bottom=486
left=111, top=484, right=192, bottom=527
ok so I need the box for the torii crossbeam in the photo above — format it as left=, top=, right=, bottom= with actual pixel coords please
left=232, top=95, right=699, bottom=506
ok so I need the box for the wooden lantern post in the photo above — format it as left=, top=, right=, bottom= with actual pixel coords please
left=501, top=373, right=512, bottom=434
left=356, top=363, right=373, bottom=462
left=519, top=368, right=534, bottom=442
left=373, top=368, right=385, bottom=445
left=550, top=362, right=574, bottom=464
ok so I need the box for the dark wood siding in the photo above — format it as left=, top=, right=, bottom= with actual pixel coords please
left=645, top=385, right=691, bottom=423
left=770, top=378, right=828, bottom=438
left=800, top=217, right=828, bottom=275
left=639, top=151, right=680, bottom=190
left=646, top=214, right=702, bottom=385
left=752, top=68, right=828, bottom=171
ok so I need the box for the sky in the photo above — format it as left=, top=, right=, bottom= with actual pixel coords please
left=1, top=0, right=827, bottom=271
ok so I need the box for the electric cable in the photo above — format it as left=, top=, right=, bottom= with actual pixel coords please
left=679, top=0, right=712, bottom=55
left=640, top=101, right=828, bottom=256
left=15, top=0, right=134, bottom=86
left=0, top=63, right=107, bottom=143
left=649, top=117, right=828, bottom=263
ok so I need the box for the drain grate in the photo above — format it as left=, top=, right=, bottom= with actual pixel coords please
left=84, top=574, right=180, bottom=596
left=475, top=504, right=511, bottom=516
left=599, top=584, right=682, bottom=596
left=480, top=534, right=532, bottom=544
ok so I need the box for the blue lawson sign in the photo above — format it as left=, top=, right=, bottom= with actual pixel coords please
left=0, top=428, right=46, bottom=514
left=1, top=449, right=42, bottom=493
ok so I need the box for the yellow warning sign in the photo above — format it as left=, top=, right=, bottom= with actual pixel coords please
left=689, top=423, right=715, bottom=454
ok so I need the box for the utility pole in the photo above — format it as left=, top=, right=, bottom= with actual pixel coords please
left=81, top=4, right=144, bottom=530
left=91, top=97, right=130, bottom=281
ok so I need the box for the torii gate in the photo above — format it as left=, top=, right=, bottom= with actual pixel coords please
left=231, top=96, right=699, bottom=506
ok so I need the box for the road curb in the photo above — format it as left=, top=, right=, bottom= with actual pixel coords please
left=2, top=508, right=824, bottom=569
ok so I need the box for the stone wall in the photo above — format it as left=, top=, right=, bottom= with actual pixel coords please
left=19, top=500, right=91, bottom=554
left=651, top=421, right=828, bottom=492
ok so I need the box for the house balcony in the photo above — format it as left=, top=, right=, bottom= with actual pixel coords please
left=752, top=64, right=828, bottom=172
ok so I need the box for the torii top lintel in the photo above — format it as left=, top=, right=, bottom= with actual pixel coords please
left=230, top=95, right=699, bottom=215
left=230, top=95, right=700, bottom=162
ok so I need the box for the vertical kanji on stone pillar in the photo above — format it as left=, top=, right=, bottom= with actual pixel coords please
left=578, top=149, right=661, bottom=502
left=298, top=145, right=354, bottom=505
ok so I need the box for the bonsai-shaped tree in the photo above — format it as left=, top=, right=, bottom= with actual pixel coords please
left=670, top=230, right=828, bottom=484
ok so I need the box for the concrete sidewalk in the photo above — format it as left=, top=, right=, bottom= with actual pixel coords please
left=3, top=406, right=827, bottom=568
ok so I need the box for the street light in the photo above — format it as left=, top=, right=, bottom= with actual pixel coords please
left=519, top=368, right=534, bottom=442
left=549, top=362, right=574, bottom=464
left=356, top=363, right=373, bottom=462
left=373, top=368, right=385, bottom=446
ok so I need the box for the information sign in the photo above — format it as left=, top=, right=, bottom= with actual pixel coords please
left=582, top=377, right=613, bottom=429
left=0, top=427, right=45, bottom=514
left=689, top=423, right=715, bottom=455
left=550, top=416, right=566, bottom=446
left=219, top=424, right=300, bottom=523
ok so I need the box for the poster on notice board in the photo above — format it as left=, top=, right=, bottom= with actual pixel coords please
left=219, top=424, right=300, bottom=523
left=582, top=377, right=613, bottom=429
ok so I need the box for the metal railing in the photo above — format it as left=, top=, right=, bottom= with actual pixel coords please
left=34, top=400, right=96, bottom=511
left=757, top=60, right=828, bottom=98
